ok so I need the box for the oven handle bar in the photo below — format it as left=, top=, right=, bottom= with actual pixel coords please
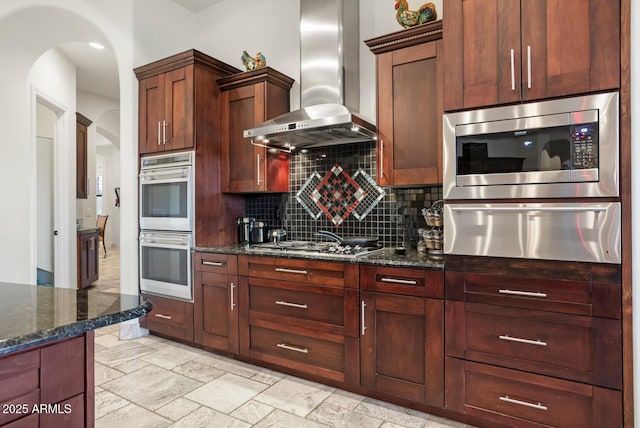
left=450, top=206, right=606, bottom=213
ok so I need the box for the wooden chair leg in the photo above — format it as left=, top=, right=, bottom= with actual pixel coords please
left=102, top=239, right=107, bottom=258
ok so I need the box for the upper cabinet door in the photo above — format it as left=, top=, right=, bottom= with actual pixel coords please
left=138, top=74, right=165, bottom=155
left=164, top=65, right=194, bottom=152
left=444, top=0, right=620, bottom=112
left=368, top=23, right=444, bottom=186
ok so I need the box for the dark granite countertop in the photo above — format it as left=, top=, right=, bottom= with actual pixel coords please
left=193, top=244, right=444, bottom=270
left=0, top=283, right=151, bottom=355
left=77, top=227, right=99, bottom=235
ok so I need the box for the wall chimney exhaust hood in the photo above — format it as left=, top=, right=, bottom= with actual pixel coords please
left=243, top=0, right=376, bottom=151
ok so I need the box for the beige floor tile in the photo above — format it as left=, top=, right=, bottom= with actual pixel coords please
left=250, top=368, right=286, bottom=386
left=94, top=363, right=124, bottom=386
left=112, top=358, right=150, bottom=374
left=140, top=345, right=202, bottom=370
left=185, top=372, right=269, bottom=413
left=252, top=409, right=328, bottom=428
left=354, top=398, right=429, bottom=428
left=169, top=406, right=251, bottom=428
left=171, top=360, right=226, bottom=382
left=155, top=397, right=201, bottom=421
left=230, top=400, right=275, bottom=425
left=211, top=357, right=262, bottom=378
left=323, top=389, right=366, bottom=411
left=253, top=376, right=335, bottom=418
left=94, top=333, right=123, bottom=348
left=94, top=389, right=129, bottom=419
left=96, top=342, right=157, bottom=367
left=308, top=402, right=384, bottom=428
left=95, top=403, right=171, bottom=428
left=101, top=365, right=201, bottom=411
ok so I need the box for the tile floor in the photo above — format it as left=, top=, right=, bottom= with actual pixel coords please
left=92, top=247, right=473, bottom=428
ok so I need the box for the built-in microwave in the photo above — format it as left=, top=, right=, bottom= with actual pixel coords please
left=443, top=91, right=619, bottom=200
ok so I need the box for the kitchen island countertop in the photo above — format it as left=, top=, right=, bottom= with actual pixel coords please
left=0, top=283, right=151, bottom=355
left=194, top=244, right=444, bottom=270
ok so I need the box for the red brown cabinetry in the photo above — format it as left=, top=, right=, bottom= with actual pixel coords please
left=443, top=0, right=620, bottom=111
left=140, top=293, right=194, bottom=343
left=75, top=113, right=91, bottom=199
left=77, top=230, right=98, bottom=289
left=239, top=256, right=360, bottom=384
left=218, top=68, right=293, bottom=193
left=366, top=23, right=443, bottom=186
left=0, top=333, right=94, bottom=428
left=360, top=265, right=444, bottom=406
left=193, top=252, right=239, bottom=353
left=444, top=255, right=622, bottom=427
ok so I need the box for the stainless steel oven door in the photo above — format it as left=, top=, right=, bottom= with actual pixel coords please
left=444, top=202, right=621, bottom=264
left=139, top=231, right=192, bottom=301
left=139, top=153, right=193, bottom=232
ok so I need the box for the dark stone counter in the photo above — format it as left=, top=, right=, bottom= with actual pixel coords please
left=193, top=244, right=444, bottom=270
left=0, top=283, right=151, bottom=355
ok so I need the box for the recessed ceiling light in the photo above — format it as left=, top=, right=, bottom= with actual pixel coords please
left=89, top=42, right=105, bottom=50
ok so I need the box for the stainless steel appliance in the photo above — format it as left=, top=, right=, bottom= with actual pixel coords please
left=444, top=202, right=621, bottom=264
left=139, top=151, right=194, bottom=232
left=139, top=231, right=192, bottom=301
left=443, top=92, right=619, bottom=200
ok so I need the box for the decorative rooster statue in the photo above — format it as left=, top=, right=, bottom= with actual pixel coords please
left=395, top=1, right=437, bottom=28
left=241, top=50, right=267, bottom=71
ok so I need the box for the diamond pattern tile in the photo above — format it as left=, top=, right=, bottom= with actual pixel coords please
left=311, top=165, right=363, bottom=226
left=295, top=172, right=323, bottom=219
left=352, top=169, right=386, bottom=220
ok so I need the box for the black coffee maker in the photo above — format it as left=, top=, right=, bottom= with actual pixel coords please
left=237, top=217, right=254, bottom=243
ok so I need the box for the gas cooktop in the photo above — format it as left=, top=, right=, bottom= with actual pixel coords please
left=247, top=240, right=384, bottom=259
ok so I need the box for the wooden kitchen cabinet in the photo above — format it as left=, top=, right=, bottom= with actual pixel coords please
left=76, top=230, right=98, bottom=289
left=366, top=22, right=443, bottom=186
left=140, top=293, right=194, bottom=343
left=360, top=265, right=444, bottom=406
left=135, top=49, right=241, bottom=155
left=75, top=113, right=91, bottom=199
left=239, top=256, right=360, bottom=384
left=218, top=67, right=294, bottom=193
left=443, top=0, right=620, bottom=111
left=444, top=255, right=623, bottom=427
left=193, top=252, right=239, bottom=353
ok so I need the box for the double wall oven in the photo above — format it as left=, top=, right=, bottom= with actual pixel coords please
left=139, top=152, right=194, bottom=301
left=443, top=91, right=621, bottom=264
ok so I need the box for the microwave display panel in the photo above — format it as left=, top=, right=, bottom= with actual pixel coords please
left=456, top=122, right=598, bottom=176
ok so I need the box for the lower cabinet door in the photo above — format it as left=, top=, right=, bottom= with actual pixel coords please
left=39, top=394, right=84, bottom=428
left=360, top=292, right=443, bottom=406
left=195, top=271, right=239, bottom=353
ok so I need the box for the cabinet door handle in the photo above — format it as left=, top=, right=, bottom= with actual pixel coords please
left=527, top=45, right=532, bottom=89
left=162, top=120, right=167, bottom=144
left=157, top=121, right=161, bottom=145
left=154, top=313, right=173, bottom=320
left=275, top=300, right=308, bottom=309
left=230, top=282, right=236, bottom=310
left=274, top=268, right=308, bottom=275
left=499, top=395, right=547, bottom=411
left=202, top=260, right=224, bottom=267
left=361, top=300, right=367, bottom=336
left=380, top=277, right=417, bottom=285
left=499, top=335, right=547, bottom=347
left=510, top=48, right=516, bottom=91
left=256, top=154, right=262, bottom=187
left=379, top=140, right=384, bottom=179
left=499, top=289, right=547, bottom=298
left=276, top=343, right=309, bottom=354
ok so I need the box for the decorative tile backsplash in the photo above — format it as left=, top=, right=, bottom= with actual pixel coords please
left=245, top=141, right=443, bottom=248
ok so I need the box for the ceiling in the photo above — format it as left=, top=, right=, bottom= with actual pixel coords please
left=56, top=42, right=119, bottom=101
left=171, top=0, right=223, bottom=13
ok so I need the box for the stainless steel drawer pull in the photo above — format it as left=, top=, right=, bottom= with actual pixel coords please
left=499, top=289, right=547, bottom=298
left=202, top=261, right=224, bottom=267
left=154, top=313, right=173, bottom=320
left=361, top=300, right=367, bottom=336
left=275, top=268, right=308, bottom=275
left=500, top=395, right=547, bottom=411
left=510, top=48, right=515, bottom=91
left=276, top=343, right=309, bottom=354
left=230, top=282, right=236, bottom=310
left=275, top=301, right=308, bottom=309
left=381, top=277, right=417, bottom=285
left=499, top=335, right=547, bottom=347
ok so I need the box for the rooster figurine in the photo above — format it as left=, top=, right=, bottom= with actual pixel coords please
left=241, top=50, right=267, bottom=71
left=395, top=1, right=437, bottom=29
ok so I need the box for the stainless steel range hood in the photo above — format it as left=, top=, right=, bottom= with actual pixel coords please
left=243, top=0, right=376, bottom=150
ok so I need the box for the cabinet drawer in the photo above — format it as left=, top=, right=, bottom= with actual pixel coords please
left=247, top=256, right=358, bottom=288
left=249, top=324, right=344, bottom=374
left=446, top=358, right=621, bottom=428
left=446, top=301, right=621, bottom=389
left=142, top=294, right=194, bottom=342
left=249, top=282, right=344, bottom=328
left=360, top=265, right=443, bottom=298
left=0, top=349, right=39, bottom=403
left=445, top=271, right=620, bottom=318
left=194, top=252, right=237, bottom=275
